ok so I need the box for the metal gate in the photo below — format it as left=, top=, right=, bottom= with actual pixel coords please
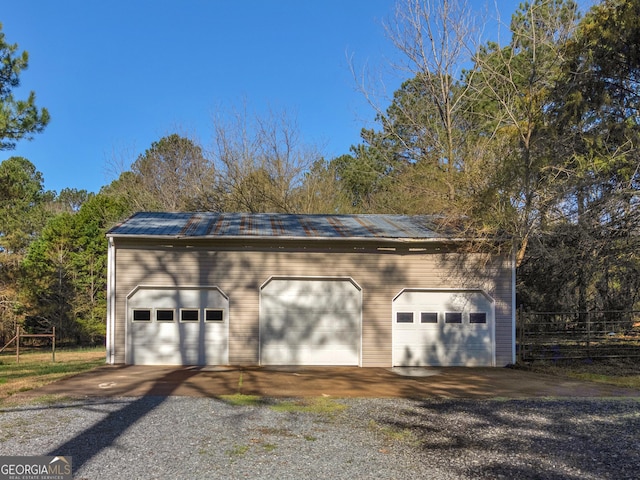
left=517, top=310, right=640, bottom=361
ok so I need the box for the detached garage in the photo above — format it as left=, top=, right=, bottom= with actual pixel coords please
left=106, top=212, right=515, bottom=367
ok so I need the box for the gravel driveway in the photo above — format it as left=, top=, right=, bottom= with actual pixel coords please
left=2, top=395, right=639, bottom=479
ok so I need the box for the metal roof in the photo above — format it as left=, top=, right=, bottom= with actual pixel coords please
left=107, top=212, right=451, bottom=241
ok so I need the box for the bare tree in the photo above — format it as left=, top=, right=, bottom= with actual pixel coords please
left=387, top=0, right=480, bottom=198
left=131, top=133, right=217, bottom=211
left=296, top=158, right=355, bottom=214
left=210, top=105, right=321, bottom=213
left=345, top=0, right=494, bottom=224
left=104, top=133, right=220, bottom=212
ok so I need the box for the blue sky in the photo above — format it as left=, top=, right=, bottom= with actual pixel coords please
left=2, top=1, right=591, bottom=195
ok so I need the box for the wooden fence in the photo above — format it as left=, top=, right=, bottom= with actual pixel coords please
left=0, top=326, right=56, bottom=363
left=517, top=310, right=640, bottom=361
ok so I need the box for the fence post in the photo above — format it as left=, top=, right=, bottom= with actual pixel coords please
left=586, top=311, right=591, bottom=358
left=52, top=326, right=56, bottom=362
left=16, top=326, right=20, bottom=364
left=518, top=305, right=524, bottom=362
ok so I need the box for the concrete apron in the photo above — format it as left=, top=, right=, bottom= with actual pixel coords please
left=18, top=365, right=640, bottom=400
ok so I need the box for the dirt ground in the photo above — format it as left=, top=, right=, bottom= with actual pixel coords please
left=18, top=364, right=640, bottom=400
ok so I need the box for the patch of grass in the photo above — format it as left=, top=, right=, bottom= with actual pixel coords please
left=0, top=394, right=74, bottom=411
left=26, top=394, right=75, bottom=406
left=304, top=434, right=317, bottom=441
left=220, top=393, right=266, bottom=407
left=269, top=397, right=347, bottom=417
left=0, top=348, right=105, bottom=404
left=226, top=439, right=278, bottom=459
left=227, top=444, right=250, bottom=457
left=262, top=443, right=277, bottom=452
left=521, top=358, right=640, bottom=389
left=368, top=420, right=420, bottom=446
left=568, top=372, right=640, bottom=389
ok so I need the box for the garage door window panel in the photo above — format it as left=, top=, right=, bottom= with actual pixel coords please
left=180, top=309, right=200, bottom=322
left=445, top=312, right=462, bottom=324
left=470, top=312, right=487, bottom=324
left=421, top=312, right=438, bottom=323
left=396, top=312, right=414, bottom=323
left=156, top=309, right=175, bottom=322
left=132, top=309, right=151, bottom=322
left=205, top=309, right=224, bottom=322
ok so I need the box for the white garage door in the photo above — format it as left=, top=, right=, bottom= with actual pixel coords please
left=260, top=277, right=361, bottom=366
left=126, top=286, right=229, bottom=365
left=392, top=289, right=495, bottom=367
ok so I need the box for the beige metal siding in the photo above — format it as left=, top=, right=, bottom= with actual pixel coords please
left=111, top=240, right=513, bottom=366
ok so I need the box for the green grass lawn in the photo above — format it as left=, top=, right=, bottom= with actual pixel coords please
left=522, top=357, right=640, bottom=389
left=0, top=347, right=105, bottom=403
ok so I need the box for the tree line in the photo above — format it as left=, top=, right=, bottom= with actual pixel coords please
left=1, top=0, right=638, bottom=345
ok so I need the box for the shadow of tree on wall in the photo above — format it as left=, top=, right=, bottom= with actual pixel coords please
left=393, top=290, right=495, bottom=367
left=260, top=277, right=362, bottom=365
left=115, top=234, right=511, bottom=370
left=436, top=247, right=514, bottom=365
left=123, top=248, right=233, bottom=366
left=120, top=242, right=408, bottom=366
left=232, top=246, right=407, bottom=365
left=127, top=286, right=229, bottom=365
